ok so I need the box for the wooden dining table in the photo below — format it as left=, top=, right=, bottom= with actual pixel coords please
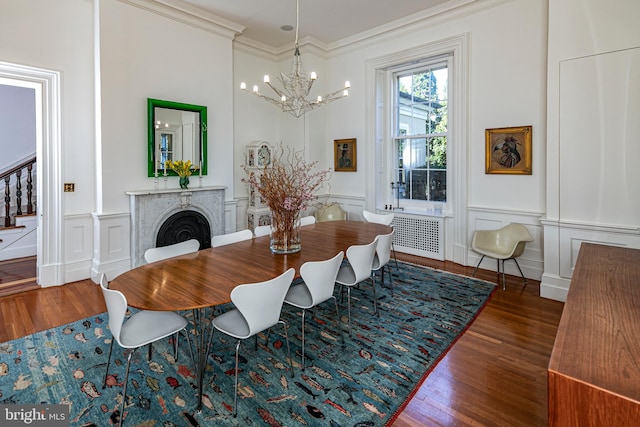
left=109, top=219, right=392, bottom=410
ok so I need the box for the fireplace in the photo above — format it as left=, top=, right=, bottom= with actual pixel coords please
left=127, top=186, right=225, bottom=268
left=156, top=210, right=212, bottom=250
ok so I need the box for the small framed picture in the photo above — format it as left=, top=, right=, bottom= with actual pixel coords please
left=334, top=138, right=357, bottom=172
left=485, top=126, right=532, bottom=175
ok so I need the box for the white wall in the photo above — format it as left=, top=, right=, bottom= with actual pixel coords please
left=542, top=0, right=640, bottom=301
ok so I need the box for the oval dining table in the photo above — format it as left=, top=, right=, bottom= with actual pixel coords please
left=109, top=219, right=392, bottom=411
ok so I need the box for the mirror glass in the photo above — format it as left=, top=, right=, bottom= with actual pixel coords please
left=147, top=98, right=207, bottom=177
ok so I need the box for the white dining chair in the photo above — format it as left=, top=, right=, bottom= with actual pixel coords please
left=143, top=239, right=200, bottom=263
left=254, top=224, right=271, bottom=237
left=300, top=215, right=316, bottom=226
left=210, top=268, right=296, bottom=417
left=335, top=239, right=378, bottom=334
left=371, top=229, right=395, bottom=295
left=100, top=274, right=191, bottom=427
left=211, top=229, right=253, bottom=247
left=362, top=209, right=399, bottom=269
left=284, top=251, right=344, bottom=370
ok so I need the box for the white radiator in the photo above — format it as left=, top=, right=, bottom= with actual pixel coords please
left=389, top=212, right=444, bottom=261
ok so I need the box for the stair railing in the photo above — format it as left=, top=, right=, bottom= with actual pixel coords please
left=2, top=157, right=35, bottom=227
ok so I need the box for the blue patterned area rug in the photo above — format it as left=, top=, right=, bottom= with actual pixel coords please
left=0, top=262, right=495, bottom=426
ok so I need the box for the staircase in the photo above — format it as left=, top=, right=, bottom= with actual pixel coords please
left=0, top=158, right=37, bottom=261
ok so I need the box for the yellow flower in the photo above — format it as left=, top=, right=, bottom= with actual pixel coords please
left=165, top=160, right=197, bottom=177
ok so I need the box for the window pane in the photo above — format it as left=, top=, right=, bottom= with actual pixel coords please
left=393, top=60, right=448, bottom=205
left=428, top=137, right=447, bottom=169
left=429, top=170, right=447, bottom=201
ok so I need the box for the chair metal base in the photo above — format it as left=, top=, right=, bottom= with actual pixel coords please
left=299, top=296, right=342, bottom=370
left=225, top=320, right=294, bottom=417
left=472, top=255, right=528, bottom=291
left=391, top=243, right=399, bottom=270
left=103, top=331, right=192, bottom=427
left=341, top=277, right=379, bottom=336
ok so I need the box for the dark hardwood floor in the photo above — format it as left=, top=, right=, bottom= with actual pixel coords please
left=0, top=254, right=564, bottom=426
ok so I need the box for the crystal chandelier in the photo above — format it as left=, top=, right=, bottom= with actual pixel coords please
left=239, top=0, right=350, bottom=118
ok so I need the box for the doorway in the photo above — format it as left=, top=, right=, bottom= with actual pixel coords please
left=0, top=61, right=62, bottom=287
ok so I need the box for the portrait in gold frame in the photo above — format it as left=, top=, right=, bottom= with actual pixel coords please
left=485, top=126, right=532, bottom=175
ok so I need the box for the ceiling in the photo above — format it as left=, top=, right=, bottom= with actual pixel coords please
left=177, top=0, right=455, bottom=49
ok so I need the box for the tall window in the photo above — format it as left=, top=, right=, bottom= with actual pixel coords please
left=392, top=60, right=448, bottom=208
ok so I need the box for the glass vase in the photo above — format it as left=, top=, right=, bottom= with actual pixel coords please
left=179, top=175, right=189, bottom=189
left=269, top=209, right=301, bottom=254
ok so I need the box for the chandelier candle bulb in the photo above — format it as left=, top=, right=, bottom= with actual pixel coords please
left=345, top=81, right=351, bottom=88
left=240, top=82, right=246, bottom=90
left=317, top=96, right=322, bottom=102
left=253, top=85, right=259, bottom=93
left=264, top=75, right=270, bottom=83
left=310, top=72, right=317, bottom=80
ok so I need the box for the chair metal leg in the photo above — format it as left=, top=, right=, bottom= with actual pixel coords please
left=511, top=258, right=528, bottom=286
left=391, top=242, right=399, bottom=270
left=300, top=309, right=306, bottom=371
left=280, top=320, right=294, bottom=378
left=264, top=328, right=271, bottom=347
left=370, top=275, right=379, bottom=316
left=174, top=333, right=179, bottom=360
left=347, top=287, right=352, bottom=336
left=119, top=350, right=135, bottom=427
left=331, top=296, right=344, bottom=347
left=181, top=328, right=196, bottom=371
left=472, top=255, right=486, bottom=277
left=102, top=339, right=115, bottom=389
left=500, top=259, right=506, bottom=291
left=386, top=265, right=394, bottom=296
left=233, top=340, right=240, bottom=418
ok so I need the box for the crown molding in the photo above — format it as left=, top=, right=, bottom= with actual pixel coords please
left=120, top=0, right=244, bottom=40
left=234, top=35, right=329, bottom=61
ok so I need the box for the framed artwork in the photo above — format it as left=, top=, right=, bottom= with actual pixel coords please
left=485, top=126, right=532, bottom=175
left=334, top=138, right=357, bottom=172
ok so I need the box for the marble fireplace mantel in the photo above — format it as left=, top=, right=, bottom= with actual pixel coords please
left=126, top=186, right=225, bottom=268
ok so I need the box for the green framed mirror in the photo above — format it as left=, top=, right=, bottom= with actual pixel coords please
left=147, top=98, right=207, bottom=177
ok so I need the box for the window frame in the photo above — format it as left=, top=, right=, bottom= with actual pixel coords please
left=389, top=56, right=451, bottom=213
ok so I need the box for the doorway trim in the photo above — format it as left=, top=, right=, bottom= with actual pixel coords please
left=0, top=61, right=63, bottom=286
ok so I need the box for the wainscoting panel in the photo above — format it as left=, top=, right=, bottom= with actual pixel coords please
left=90, top=212, right=132, bottom=284
left=0, top=215, right=36, bottom=261
left=63, top=214, right=93, bottom=283
left=541, top=220, right=640, bottom=302
left=558, top=223, right=640, bottom=279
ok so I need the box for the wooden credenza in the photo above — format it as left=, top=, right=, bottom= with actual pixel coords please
left=548, top=243, right=640, bottom=426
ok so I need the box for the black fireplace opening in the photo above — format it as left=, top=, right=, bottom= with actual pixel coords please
left=156, top=210, right=212, bottom=250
